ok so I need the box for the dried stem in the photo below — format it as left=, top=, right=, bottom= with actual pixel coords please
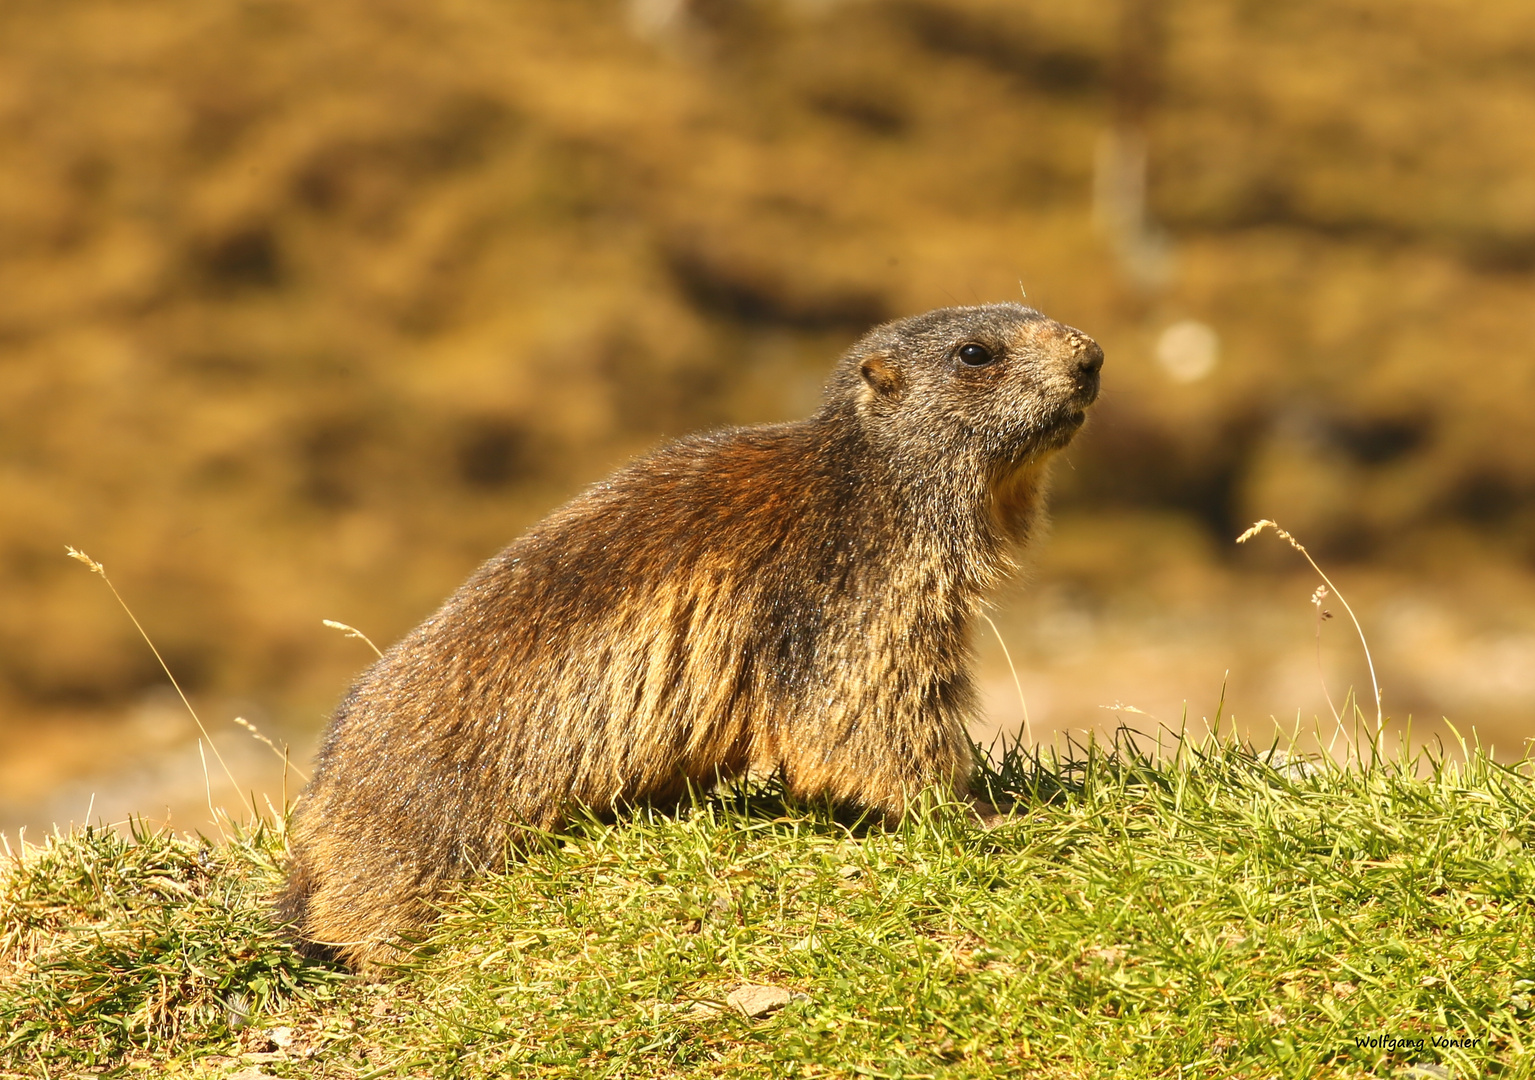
left=234, top=716, right=310, bottom=782
left=1310, top=585, right=1343, bottom=736
left=66, top=547, right=244, bottom=797
left=323, top=619, right=384, bottom=658
left=1236, top=520, right=1381, bottom=735
left=980, top=612, right=1031, bottom=747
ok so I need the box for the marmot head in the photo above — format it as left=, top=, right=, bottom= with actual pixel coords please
left=827, top=303, right=1103, bottom=469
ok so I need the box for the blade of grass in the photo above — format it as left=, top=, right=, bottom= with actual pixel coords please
left=65, top=547, right=243, bottom=799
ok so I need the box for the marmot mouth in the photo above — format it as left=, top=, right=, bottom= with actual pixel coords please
left=1050, top=407, right=1088, bottom=434
left=1031, top=406, right=1089, bottom=452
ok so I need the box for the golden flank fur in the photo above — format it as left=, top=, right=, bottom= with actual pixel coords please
left=278, top=303, right=1102, bottom=969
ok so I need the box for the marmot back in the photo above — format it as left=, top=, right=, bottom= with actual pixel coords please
left=279, top=302, right=1102, bottom=969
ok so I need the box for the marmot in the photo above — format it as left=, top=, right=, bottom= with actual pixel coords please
left=278, top=302, right=1102, bottom=969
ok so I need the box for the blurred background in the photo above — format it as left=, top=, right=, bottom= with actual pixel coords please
left=2, top=0, right=1533, bottom=841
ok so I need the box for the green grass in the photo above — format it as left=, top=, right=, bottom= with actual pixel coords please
left=4, top=731, right=1535, bottom=1079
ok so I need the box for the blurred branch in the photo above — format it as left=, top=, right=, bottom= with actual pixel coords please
left=1094, top=0, right=1173, bottom=289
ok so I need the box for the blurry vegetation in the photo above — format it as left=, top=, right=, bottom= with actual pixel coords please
left=1, top=0, right=1533, bottom=728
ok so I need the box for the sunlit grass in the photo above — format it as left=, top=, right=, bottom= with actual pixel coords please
left=4, top=729, right=1534, bottom=1079
left=0, top=817, right=347, bottom=1072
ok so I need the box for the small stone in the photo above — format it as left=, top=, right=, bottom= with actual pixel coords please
left=727, top=983, right=795, bottom=1018
left=240, top=1031, right=277, bottom=1054
left=239, top=1052, right=286, bottom=1065
left=266, top=1026, right=296, bottom=1048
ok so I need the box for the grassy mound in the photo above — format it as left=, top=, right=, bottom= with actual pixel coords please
left=4, top=732, right=1534, bottom=1078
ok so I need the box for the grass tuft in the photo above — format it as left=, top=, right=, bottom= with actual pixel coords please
left=0, top=819, right=346, bottom=1071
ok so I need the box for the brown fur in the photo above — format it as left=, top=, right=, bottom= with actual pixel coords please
left=277, top=303, right=1102, bottom=968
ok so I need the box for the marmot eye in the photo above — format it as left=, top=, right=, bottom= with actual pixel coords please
left=958, top=343, right=994, bottom=366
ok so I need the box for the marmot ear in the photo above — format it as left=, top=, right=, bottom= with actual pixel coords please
left=859, top=354, right=903, bottom=397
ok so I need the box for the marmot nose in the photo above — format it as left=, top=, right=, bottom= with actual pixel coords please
left=1077, top=339, right=1104, bottom=376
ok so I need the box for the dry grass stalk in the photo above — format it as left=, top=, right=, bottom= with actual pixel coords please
left=65, top=548, right=245, bottom=801
left=1235, top=521, right=1382, bottom=738
left=980, top=612, right=1032, bottom=747
left=234, top=716, right=310, bottom=783
left=322, top=619, right=385, bottom=658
